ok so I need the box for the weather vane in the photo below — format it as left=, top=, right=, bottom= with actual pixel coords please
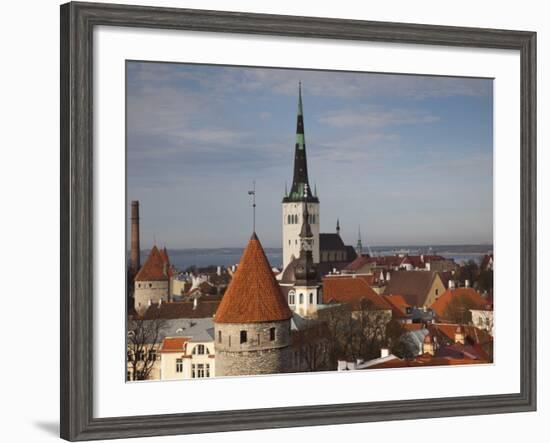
left=248, top=181, right=256, bottom=232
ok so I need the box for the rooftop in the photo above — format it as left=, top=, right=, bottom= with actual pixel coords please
left=215, top=233, right=293, bottom=323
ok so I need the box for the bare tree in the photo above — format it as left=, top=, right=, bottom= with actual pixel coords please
left=443, top=294, right=477, bottom=324
left=127, top=312, right=167, bottom=381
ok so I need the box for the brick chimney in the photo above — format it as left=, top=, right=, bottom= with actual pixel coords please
left=130, top=201, right=141, bottom=274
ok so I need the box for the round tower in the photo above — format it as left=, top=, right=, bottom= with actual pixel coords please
left=214, top=232, right=293, bottom=377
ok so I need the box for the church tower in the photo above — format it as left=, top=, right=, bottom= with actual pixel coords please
left=282, top=83, right=320, bottom=270
left=292, top=194, right=321, bottom=318
left=214, top=232, right=293, bottom=377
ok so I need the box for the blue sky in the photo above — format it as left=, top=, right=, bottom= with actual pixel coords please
left=127, top=61, right=493, bottom=249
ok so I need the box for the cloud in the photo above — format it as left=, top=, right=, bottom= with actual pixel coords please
left=318, top=108, right=440, bottom=128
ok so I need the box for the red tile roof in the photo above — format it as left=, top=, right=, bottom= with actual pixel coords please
left=368, top=353, right=487, bottom=369
left=383, top=294, right=411, bottom=318
left=429, top=323, right=493, bottom=347
left=322, top=275, right=392, bottom=311
left=160, top=337, right=190, bottom=353
left=143, top=300, right=220, bottom=320
left=214, top=233, right=292, bottom=323
left=430, top=288, right=490, bottom=320
left=135, top=245, right=171, bottom=282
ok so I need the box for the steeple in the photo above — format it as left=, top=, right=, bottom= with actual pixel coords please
left=295, top=187, right=317, bottom=285
left=283, top=83, right=318, bottom=203
left=356, top=225, right=363, bottom=256
left=336, top=218, right=340, bottom=235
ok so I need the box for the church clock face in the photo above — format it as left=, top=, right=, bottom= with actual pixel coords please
left=301, top=239, right=312, bottom=251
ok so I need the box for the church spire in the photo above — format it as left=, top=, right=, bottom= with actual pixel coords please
left=336, top=218, right=340, bottom=235
left=283, top=82, right=318, bottom=203
left=356, top=225, right=363, bottom=256
left=295, top=185, right=317, bottom=285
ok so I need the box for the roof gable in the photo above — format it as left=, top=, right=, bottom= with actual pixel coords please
left=383, top=271, right=439, bottom=306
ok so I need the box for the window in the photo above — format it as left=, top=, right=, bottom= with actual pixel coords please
left=309, top=293, right=313, bottom=304
left=206, top=364, right=210, bottom=377
left=257, top=333, right=261, bottom=345
left=299, top=293, right=304, bottom=304
left=289, top=240, right=291, bottom=245
left=149, top=283, right=152, bottom=288
left=270, top=327, right=276, bottom=341
left=192, top=344, right=205, bottom=355
left=197, top=363, right=205, bottom=378
left=148, top=349, right=157, bottom=361
left=288, top=290, right=295, bottom=305
left=435, top=289, right=439, bottom=296
left=240, top=330, right=247, bottom=344
left=218, top=331, right=222, bottom=343
left=191, top=363, right=195, bottom=378
left=136, top=350, right=144, bottom=361
left=229, top=335, right=231, bottom=347
left=176, top=358, right=183, bottom=373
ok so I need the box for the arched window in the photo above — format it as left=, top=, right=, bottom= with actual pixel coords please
left=192, top=344, right=205, bottom=355
left=218, top=331, right=222, bottom=343
left=287, top=214, right=291, bottom=224
left=240, top=330, right=247, bottom=344
left=288, top=290, right=295, bottom=305
left=309, top=293, right=313, bottom=304
left=299, top=293, right=304, bottom=304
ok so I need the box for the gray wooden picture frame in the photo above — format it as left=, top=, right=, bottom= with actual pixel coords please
left=60, top=1, right=537, bottom=441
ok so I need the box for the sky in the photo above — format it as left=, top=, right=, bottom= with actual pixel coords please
left=126, top=61, right=493, bottom=249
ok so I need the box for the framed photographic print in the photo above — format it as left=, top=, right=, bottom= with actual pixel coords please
left=60, top=1, right=536, bottom=441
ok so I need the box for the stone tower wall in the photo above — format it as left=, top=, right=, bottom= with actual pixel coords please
left=214, top=320, right=291, bottom=376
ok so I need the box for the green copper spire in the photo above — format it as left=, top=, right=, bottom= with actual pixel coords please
left=283, top=82, right=318, bottom=203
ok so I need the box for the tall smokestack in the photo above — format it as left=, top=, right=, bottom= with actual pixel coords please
left=130, top=201, right=141, bottom=273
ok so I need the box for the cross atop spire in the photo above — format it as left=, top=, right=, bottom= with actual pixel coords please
left=283, top=82, right=318, bottom=204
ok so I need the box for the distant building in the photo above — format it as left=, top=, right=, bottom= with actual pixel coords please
left=159, top=319, right=216, bottom=380
left=383, top=270, right=446, bottom=308
left=127, top=317, right=216, bottom=381
left=214, top=232, right=293, bottom=377
left=134, top=246, right=172, bottom=314
left=345, top=254, right=455, bottom=274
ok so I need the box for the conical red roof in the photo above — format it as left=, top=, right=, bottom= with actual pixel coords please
left=215, top=233, right=292, bottom=323
left=135, top=245, right=169, bottom=282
